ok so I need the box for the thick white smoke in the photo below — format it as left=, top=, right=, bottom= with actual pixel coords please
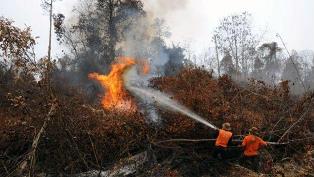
left=142, top=0, right=189, bottom=17
left=118, top=1, right=213, bottom=125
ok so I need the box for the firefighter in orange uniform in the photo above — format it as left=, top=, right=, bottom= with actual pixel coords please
left=241, top=127, right=268, bottom=171
left=213, top=122, right=233, bottom=159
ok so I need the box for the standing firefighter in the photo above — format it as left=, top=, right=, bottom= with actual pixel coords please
left=241, top=127, right=268, bottom=171
left=213, top=123, right=233, bottom=159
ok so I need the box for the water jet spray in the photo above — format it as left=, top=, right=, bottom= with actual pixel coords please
left=124, top=66, right=218, bottom=130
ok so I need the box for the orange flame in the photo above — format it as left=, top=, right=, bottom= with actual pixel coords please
left=138, top=59, right=150, bottom=75
left=88, top=57, right=136, bottom=110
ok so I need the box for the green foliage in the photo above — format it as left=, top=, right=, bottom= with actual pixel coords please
left=0, top=17, right=35, bottom=67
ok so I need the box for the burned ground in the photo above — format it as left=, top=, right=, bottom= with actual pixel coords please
left=0, top=67, right=313, bottom=176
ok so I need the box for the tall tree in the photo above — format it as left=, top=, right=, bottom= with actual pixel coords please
left=57, top=0, right=144, bottom=74
left=304, top=55, right=314, bottom=90
left=282, top=51, right=303, bottom=94
left=220, top=51, right=236, bottom=76
left=96, top=0, right=144, bottom=62
left=213, top=12, right=257, bottom=76
left=258, top=42, right=281, bottom=83
left=251, top=56, right=264, bottom=80
left=0, top=17, right=36, bottom=81
left=164, top=45, right=186, bottom=76
left=42, top=0, right=60, bottom=61
left=213, top=34, right=220, bottom=76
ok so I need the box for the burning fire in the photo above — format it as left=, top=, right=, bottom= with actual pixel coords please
left=88, top=57, right=136, bottom=110
left=88, top=57, right=149, bottom=111
left=137, top=59, right=150, bottom=75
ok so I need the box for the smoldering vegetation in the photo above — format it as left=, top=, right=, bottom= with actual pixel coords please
left=0, top=0, right=313, bottom=176
left=1, top=66, right=313, bottom=176
left=54, top=3, right=314, bottom=97
left=52, top=0, right=186, bottom=102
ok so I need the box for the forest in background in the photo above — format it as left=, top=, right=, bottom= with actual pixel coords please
left=0, top=0, right=313, bottom=176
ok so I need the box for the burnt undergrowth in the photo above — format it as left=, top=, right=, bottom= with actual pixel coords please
left=0, top=67, right=313, bottom=176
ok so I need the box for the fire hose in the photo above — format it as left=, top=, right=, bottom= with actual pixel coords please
left=153, top=136, right=314, bottom=146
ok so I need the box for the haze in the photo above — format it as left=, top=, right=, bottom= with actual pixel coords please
left=1, top=0, right=313, bottom=57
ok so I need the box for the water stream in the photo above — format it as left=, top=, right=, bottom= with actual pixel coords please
left=126, top=85, right=218, bottom=130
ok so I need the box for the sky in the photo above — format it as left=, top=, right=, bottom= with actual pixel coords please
left=1, top=0, right=313, bottom=58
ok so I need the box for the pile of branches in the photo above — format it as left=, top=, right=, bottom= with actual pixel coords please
left=0, top=67, right=313, bottom=176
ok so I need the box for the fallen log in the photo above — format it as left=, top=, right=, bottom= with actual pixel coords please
left=75, top=151, right=148, bottom=177
left=13, top=101, right=58, bottom=176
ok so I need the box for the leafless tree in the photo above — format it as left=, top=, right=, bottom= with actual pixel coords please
left=213, top=12, right=257, bottom=77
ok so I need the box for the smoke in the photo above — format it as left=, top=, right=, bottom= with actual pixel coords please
left=113, top=0, right=192, bottom=122
left=114, top=11, right=166, bottom=122
left=117, top=16, right=170, bottom=74
left=142, top=0, right=189, bottom=17
left=124, top=66, right=218, bottom=130
left=56, top=0, right=187, bottom=119
left=117, top=5, right=189, bottom=122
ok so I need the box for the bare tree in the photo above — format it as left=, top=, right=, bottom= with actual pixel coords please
left=282, top=51, right=304, bottom=94
left=213, top=12, right=257, bottom=77
left=213, top=34, right=220, bottom=76
left=41, top=0, right=57, bottom=61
